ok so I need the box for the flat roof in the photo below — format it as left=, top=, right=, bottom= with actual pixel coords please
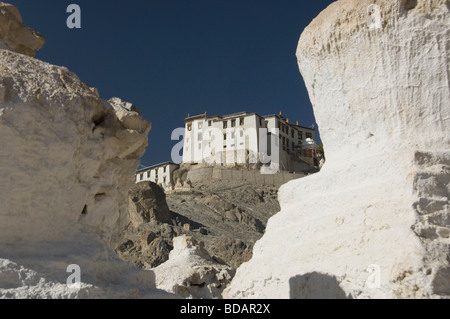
left=184, top=112, right=315, bottom=131
left=263, top=114, right=315, bottom=131
left=184, top=113, right=207, bottom=122
left=185, top=111, right=253, bottom=122
left=137, top=161, right=179, bottom=173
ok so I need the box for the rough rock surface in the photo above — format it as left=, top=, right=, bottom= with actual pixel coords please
left=153, top=236, right=234, bottom=299
left=0, top=4, right=171, bottom=298
left=225, top=0, right=450, bottom=299
left=128, top=182, right=173, bottom=227
left=196, top=194, right=264, bottom=233
left=116, top=182, right=179, bottom=269
left=116, top=178, right=279, bottom=270
left=0, top=2, right=44, bottom=57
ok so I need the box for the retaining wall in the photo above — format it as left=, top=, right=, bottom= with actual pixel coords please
left=186, top=166, right=311, bottom=188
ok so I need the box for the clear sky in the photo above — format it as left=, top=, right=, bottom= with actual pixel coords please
left=11, top=0, right=335, bottom=167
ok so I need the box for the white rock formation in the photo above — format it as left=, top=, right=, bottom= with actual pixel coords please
left=153, top=236, right=234, bottom=299
left=0, top=3, right=172, bottom=298
left=225, top=0, right=450, bottom=299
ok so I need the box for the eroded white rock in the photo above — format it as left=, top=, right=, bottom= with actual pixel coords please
left=0, top=3, right=171, bottom=298
left=153, top=236, right=234, bottom=299
left=225, top=0, right=450, bottom=299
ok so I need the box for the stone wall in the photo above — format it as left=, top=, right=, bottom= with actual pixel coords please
left=186, top=166, right=309, bottom=188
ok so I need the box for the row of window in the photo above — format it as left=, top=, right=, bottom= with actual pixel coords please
left=188, top=118, right=314, bottom=142
left=193, top=130, right=246, bottom=143
left=137, top=175, right=168, bottom=184
left=186, top=141, right=246, bottom=152
left=189, top=129, right=312, bottom=146
left=278, top=121, right=313, bottom=140
left=223, top=131, right=244, bottom=140
left=137, top=166, right=169, bottom=180
left=187, top=118, right=246, bottom=131
left=223, top=117, right=245, bottom=129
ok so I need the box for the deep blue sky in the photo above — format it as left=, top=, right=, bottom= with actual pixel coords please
left=11, top=0, right=335, bottom=167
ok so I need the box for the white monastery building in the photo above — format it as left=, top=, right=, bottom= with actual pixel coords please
left=182, top=111, right=317, bottom=173
left=135, top=162, right=179, bottom=186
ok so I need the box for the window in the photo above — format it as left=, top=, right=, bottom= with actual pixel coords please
left=187, top=123, right=192, bottom=131
left=240, top=130, right=244, bottom=138
left=198, top=122, right=202, bottom=129
left=208, top=120, right=212, bottom=126
left=282, top=136, right=285, bottom=146
left=163, top=177, right=166, bottom=184
left=291, top=130, right=295, bottom=138
left=278, top=121, right=281, bottom=129
left=163, top=166, right=166, bottom=173
left=223, top=121, right=228, bottom=129
left=231, top=119, right=236, bottom=127
left=306, top=133, right=313, bottom=139
left=298, top=131, right=303, bottom=139
left=240, top=118, right=244, bottom=126
left=140, top=173, right=143, bottom=180
left=231, top=132, right=235, bottom=139
left=198, top=133, right=202, bottom=141
left=224, top=133, right=227, bottom=140
left=264, top=120, right=268, bottom=128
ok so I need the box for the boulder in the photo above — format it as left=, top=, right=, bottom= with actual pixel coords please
left=153, top=235, right=234, bottom=299
left=0, top=2, right=45, bottom=56
left=128, top=182, right=173, bottom=227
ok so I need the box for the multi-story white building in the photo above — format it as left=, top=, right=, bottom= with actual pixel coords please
left=136, top=162, right=179, bottom=187
left=182, top=111, right=316, bottom=173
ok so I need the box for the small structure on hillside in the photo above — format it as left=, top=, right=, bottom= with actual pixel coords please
left=136, top=162, right=179, bottom=188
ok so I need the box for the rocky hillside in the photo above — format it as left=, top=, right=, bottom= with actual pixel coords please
left=115, top=177, right=280, bottom=271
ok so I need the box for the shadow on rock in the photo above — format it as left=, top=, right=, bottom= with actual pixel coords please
left=289, top=272, right=352, bottom=299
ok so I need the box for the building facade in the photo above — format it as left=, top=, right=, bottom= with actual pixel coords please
left=182, top=112, right=316, bottom=173
left=136, top=162, right=179, bottom=187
